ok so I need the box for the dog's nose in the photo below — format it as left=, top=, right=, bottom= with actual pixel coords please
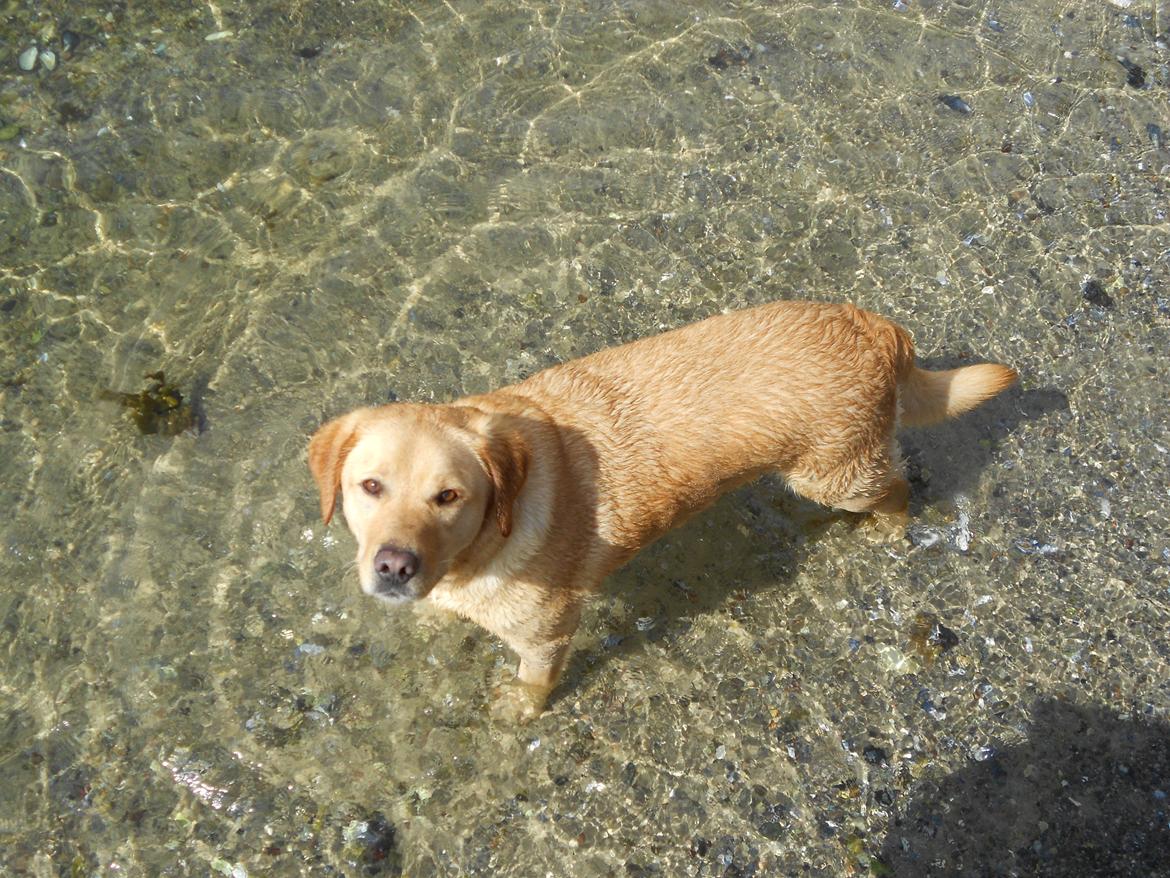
left=373, top=546, right=419, bottom=592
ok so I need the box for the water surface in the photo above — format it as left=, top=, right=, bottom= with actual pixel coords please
left=2, top=1, right=1169, bottom=874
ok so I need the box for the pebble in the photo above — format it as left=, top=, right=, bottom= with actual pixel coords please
left=353, top=813, right=398, bottom=869
left=1082, top=278, right=1115, bottom=309
left=205, top=30, right=234, bottom=42
left=61, top=30, right=81, bottom=54
left=1118, top=58, right=1146, bottom=89
left=863, top=745, right=889, bottom=765
left=909, top=526, right=942, bottom=548
left=939, top=94, right=974, bottom=114
left=908, top=612, right=960, bottom=664
left=18, top=46, right=38, bottom=71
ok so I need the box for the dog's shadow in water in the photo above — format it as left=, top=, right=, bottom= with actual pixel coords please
left=902, top=372, right=1070, bottom=509
left=559, top=478, right=825, bottom=695
left=555, top=383, right=1069, bottom=702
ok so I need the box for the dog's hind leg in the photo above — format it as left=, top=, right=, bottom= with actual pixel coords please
left=786, top=438, right=910, bottom=542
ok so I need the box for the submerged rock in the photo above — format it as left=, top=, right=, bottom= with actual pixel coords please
left=908, top=612, right=959, bottom=665
left=707, top=45, right=752, bottom=70
left=863, top=745, right=889, bottom=766
left=939, top=94, right=973, bottom=114
left=343, top=812, right=402, bottom=874
left=1082, top=278, right=1115, bottom=309
left=1119, top=58, right=1146, bottom=89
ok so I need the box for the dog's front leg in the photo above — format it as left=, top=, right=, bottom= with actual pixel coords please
left=490, top=598, right=583, bottom=724
left=490, top=639, right=570, bottom=724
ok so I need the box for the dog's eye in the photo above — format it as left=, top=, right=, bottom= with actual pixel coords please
left=361, top=479, right=382, bottom=497
left=435, top=488, right=459, bottom=505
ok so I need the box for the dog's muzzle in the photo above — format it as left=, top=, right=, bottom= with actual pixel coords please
left=371, top=545, right=420, bottom=600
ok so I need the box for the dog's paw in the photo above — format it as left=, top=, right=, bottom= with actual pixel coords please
left=490, top=680, right=549, bottom=724
left=862, top=510, right=910, bottom=544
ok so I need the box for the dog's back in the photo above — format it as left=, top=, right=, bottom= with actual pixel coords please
left=506, top=301, right=1013, bottom=552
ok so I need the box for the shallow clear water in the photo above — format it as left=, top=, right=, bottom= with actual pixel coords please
left=2, top=1, right=1169, bottom=875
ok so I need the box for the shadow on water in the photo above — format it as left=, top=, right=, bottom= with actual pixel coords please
left=902, top=369, right=1071, bottom=510
left=556, top=479, right=820, bottom=701
left=880, top=698, right=1170, bottom=877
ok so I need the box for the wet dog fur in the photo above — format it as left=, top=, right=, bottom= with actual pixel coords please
left=308, top=301, right=1016, bottom=721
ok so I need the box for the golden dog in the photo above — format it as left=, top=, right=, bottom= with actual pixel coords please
left=308, top=301, right=1016, bottom=721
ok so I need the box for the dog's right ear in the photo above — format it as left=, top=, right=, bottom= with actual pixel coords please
left=308, top=413, right=359, bottom=525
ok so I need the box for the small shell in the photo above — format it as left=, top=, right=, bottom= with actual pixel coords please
left=18, top=45, right=39, bottom=71
left=39, top=49, right=57, bottom=71
left=61, top=30, right=81, bottom=54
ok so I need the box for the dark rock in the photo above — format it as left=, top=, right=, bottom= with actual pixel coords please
left=1119, top=58, right=1146, bottom=89
left=864, top=745, right=890, bottom=766
left=908, top=612, right=960, bottom=663
left=1082, top=278, right=1115, bottom=309
left=354, top=812, right=401, bottom=875
left=939, top=94, right=973, bottom=114
left=58, top=101, right=92, bottom=124
left=717, top=677, right=745, bottom=699
left=625, top=862, right=660, bottom=876
left=707, top=45, right=752, bottom=70
left=757, top=819, right=784, bottom=840
left=622, top=761, right=636, bottom=786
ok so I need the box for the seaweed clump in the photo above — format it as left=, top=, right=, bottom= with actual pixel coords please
left=103, top=371, right=195, bottom=436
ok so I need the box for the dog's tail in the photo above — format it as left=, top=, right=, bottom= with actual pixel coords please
left=899, top=362, right=1018, bottom=427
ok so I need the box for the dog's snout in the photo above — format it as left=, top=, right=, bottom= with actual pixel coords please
left=373, top=546, right=419, bottom=594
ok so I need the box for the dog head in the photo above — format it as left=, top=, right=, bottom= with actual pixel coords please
left=308, top=404, right=529, bottom=602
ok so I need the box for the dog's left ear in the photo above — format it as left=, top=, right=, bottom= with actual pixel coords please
left=308, top=412, right=360, bottom=525
left=479, top=421, right=530, bottom=538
